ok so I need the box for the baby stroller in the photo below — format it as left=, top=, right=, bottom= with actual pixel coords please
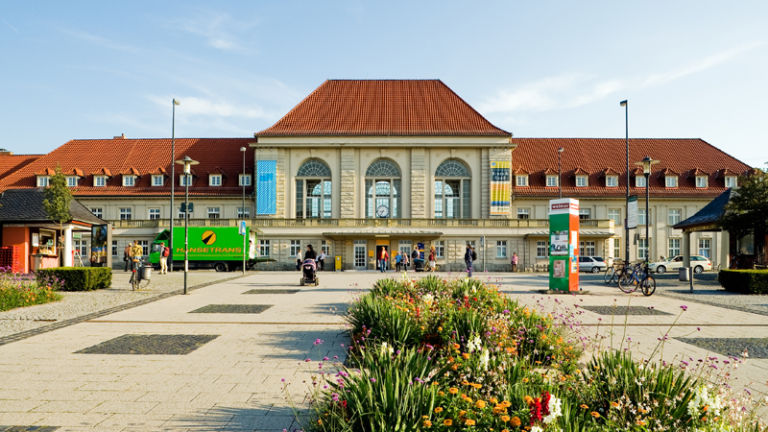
left=413, top=258, right=426, bottom=272
left=300, top=258, right=319, bottom=286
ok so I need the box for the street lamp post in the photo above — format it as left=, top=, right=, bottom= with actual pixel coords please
left=175, top=155, right=199, bottom=295
left=557, top=147, right=564, bottom=199
left=636, top=156, right=659, bottom=271
left=240, top=146, right=247, bottom=275
left=620, top=100, right=629, bottom=265
left=169, top=98, right=180, bottom=272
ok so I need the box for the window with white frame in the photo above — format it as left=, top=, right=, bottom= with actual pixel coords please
left=496, top=240, right=507, bottom=258
left=665, top=175, right=678, bottom=188
left=73, top=239, right=88, bottom=258
left=111, top=240, right=118, bottom=257
left=239, top=174, right=252, bottom=186
left=91, top=208, right=103, bottom=218
left=178, top=207, right=188, bottom=219
left=575, top=175, right=588, bottom=187
left=668, top=209, right=682, bottom=225
left=122, top=175, right=136, bottom=187
left=66, top=176, right=78, bottom=187
left=94, top=175, right=107, bottom=187
left=698, top=238, right=711, bottom=258
left=399, top=240, right=413, bottom=259
left=321, top=240, right=330, bottom=256
left=638, top=208, right=651, bottom=225
left=207, top=207, right=220, bottom=219
left=259, top=239, right=270, bottom=257
left=696, top=176, right=708, bottom=188
left=237, top=207, right=251, bottom=218
left=290, top=240, right=301, bottom=257
left=608, top=208, right=622, bottom=226
left=606, top=175, right=618, bottom=187
left=515, top=175, right=528, bottom=187
left=148, top=208, right=161, bottom=220
left=517, top=208, right=530, bottom=220
left=635, top=176, right=647, bottom=188
left=637, top=238, right=648, bottom=260
left=36, top=176, right=49, bottom=187
left=668, top=238, right=681, bottom=257
left=209, top=174, right=222, bottom=187
left=546, top=175, right=558, bottom=187
left=119, top=207, right=132, bottom=220
left=536, top=241, right=548, bottom=258
left=725, top=176, right=738, bottom=188
left=579, top=241, right=596, bottom=256
left=151, top=175, right=164, bottom=186
left=579, top=208, right=591, bottom=220
left=435, top=240, right=445, bottom=258
left=613, top=239, right=620, bottom=259
left=179, top=174, right=192, bottom=186
left=139, top=240, right=149, bottom=256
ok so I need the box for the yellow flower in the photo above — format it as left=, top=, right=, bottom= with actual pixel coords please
left=434, top=407, right=443, bottom=413
left=453, top=343, right=461, bottom=350
left=501, top=400, right=512, bottom=408
left=462, top=352, right=471, bottom=360
left=510, top=417, right=522, bottom=427
left=443, top=419, right=453, bottom=426
left=590, top=411, right=601, bottom=418
left=523, top=396, right=533, bottom=405
left=580, top=404, right=589, bottom=409
left=462, top=380, right=470, bottom=386
left=475, top=400, right=486, bottom=409
left=610, top=401, right=620, bottom=409
left=489, top=397, right=498, bottom=404
left=438, top=391, right=445, bottom=397
left=459, top=410, right=467, bottom=417
left=422, top=419, right=432, bottom=428
left=636, top=420, right=646, bottom=426
left=464, top=419, right=476, bottom=426
left=500, top=415, right=510, bottom=422
left=449, top=387, right=459, bottom=395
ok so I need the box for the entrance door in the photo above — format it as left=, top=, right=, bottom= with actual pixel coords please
left=375, top=245, right=389, bottom=270
left=354, top=240, right=367, bottom=269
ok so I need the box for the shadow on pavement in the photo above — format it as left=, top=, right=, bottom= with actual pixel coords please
left=260, top=328, right=348, bottom=361
left=170, top=404, right=306, bottom=431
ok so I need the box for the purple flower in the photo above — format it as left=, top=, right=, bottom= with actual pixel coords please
left=370, top=378, right=376, bottom=383
left=680, top=305, right=688, bottom=311
left=314, top=338, right=324, bottom=345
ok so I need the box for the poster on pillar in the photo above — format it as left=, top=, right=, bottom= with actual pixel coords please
left=256, top=160, right=277, bottom=215
left=549, top=198, right=579, bottom=292
left=489, top=160, right=511, bottom=215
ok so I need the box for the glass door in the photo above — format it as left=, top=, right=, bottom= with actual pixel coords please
left=354, top=240, right=367, bottom=269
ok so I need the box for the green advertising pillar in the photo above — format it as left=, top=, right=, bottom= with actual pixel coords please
left=549, top=198, right=580, bottom=292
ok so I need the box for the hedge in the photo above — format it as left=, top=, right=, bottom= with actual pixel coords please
left=36, top=267, right=112, bottom=291
left=718, top=269, right=768, bottom=294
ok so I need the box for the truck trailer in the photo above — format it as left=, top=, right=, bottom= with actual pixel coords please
left=148, top=227, right=257, bottom=272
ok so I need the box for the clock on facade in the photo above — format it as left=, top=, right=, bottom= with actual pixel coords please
left=376, top=204, right=389, bottom=218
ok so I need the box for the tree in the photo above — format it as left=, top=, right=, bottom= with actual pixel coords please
left=42, top=166, right=72, bottom=262
left=720, top=165, right=768, bottom=265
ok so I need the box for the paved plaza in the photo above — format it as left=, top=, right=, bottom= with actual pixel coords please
left=0, top=270, right=766, bottom=431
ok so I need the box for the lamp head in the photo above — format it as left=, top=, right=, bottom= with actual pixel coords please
left=634, top=155, right=659, bottom=175
left=557, top=147, right=564, bottom=153
left=175, top=155, right=199, bottom=174
left=240, top=147, right=246, bottom=152
left=620, top=100, right=628, bottom=107
left=173, top=98, right=180, bottom=106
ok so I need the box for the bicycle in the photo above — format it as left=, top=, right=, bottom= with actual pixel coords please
left=617, top=262, right=656, bottom=296
left=604, top=260, right=626, bottom=285
left=129, top=257, right=151, bottom=291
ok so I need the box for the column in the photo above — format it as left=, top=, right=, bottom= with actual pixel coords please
left=410, top=148, right=426, bottom=218
left=340, top=148, right=356, bottom=218
left=63, top=225, right=73, bottom=267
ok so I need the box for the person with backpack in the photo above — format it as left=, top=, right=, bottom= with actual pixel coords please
left=159, top=242, right=170, bottom=274
left=465, top=243, right=476, bottom=277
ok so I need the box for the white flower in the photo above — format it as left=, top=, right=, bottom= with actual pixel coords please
left=422, top=293, right=434, bottom=305
left=480, top=348, right=490, bottom=371
left=530, top=426, right=544, bottom=432
left=467, top=334, right=482, bottom=353
left=543, top=395, right=562, bottom=424
left=380, top=342, right=394, bottom=356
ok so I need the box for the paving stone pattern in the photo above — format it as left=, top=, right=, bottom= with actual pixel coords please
left=580, top=305, right=672, bottom=316
left=0, top=428, right=59, bottom=432
left=242, top=289, right=300, bottom=294
left=676, top=337, right=768, bottom=359
left=189, top=304, right=272, bottom=314
left=76, top=334, right=219, bottom=355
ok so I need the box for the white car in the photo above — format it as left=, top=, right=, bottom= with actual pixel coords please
left=649, top=255, right=712, bottom=274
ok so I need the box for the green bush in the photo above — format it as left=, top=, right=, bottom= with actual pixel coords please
left=719, top=269, right=768, bottom=294
left=36, top=267, right=112, bottom=291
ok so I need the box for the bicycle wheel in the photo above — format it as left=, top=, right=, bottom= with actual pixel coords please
left=603, top=268, right=616, bottom=284
left=130, top=273, right=138, bottom=291
left=641, top=275, right=656, bottom=296
left=617, top=272, right=637, bottom=293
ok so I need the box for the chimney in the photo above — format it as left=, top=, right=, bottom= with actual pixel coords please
left=0, top=148, right=11, bottom=155
left=113, top=133, right=126, bottom=139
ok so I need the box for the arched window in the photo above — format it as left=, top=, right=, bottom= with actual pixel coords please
left=435, top=159, right=471, bottom=219
left=366, top=159, right=401, bottom=218
left=296, top=159, right=332, bottom=219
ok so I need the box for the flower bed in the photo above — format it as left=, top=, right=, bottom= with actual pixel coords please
left=0, top=267, right=62, bottom=311
left=299, top=275, right=765, bottom=432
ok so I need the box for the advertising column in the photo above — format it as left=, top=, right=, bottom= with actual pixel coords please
left=549, top=198, right=580, bottom=292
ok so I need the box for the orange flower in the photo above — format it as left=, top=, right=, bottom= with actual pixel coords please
left=449, top=387, right=459, bottom=395
left=580, top=404, right=589, bottom=409
left=475, top=400, right=486, bottom=409
left=591, top=411, right=601, bottom=418
left=434, top=407, right=443, bottom=413
left=453, top=343, right=461, bottom=350
left=422, top=419, right=432, bottom=428
left=462, top=353, right=471, bottom=360
left=500, top=415, right=510, bottom=422
left=464, top=419, right=476, bottom=426
left=610, top=401, right=620, bottom=408
left=636, top=420, right=646, bottom=426
left=443, top=419, right=453, bottom=426
left=523, top=396, right=533, bottom=405
left=510, top=417, right=522, bottom=427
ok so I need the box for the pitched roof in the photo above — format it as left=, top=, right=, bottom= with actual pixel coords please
left=0, top=138, right=254, bottom=197
left=257, top=79, right=511, bottom=137
left=673, top=189, right=732, bottom=230
left=510, top=138, right=751, bottom=198
left=0, top=188, right=105, bottom=225
left=0, top=154, right=40, bottom=180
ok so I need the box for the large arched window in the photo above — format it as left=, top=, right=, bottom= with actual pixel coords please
left=366, top=159, right=401, bottom=218
left=296, top=159, right=332, bottom=219
left=435, top=159, right=471, bottom=219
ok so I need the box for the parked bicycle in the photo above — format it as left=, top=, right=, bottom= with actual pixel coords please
left=617, top=262, right=656, bottom=296
left=603, top=260, right=627, bottom=285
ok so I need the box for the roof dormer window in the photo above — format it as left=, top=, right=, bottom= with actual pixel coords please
left=635, top=176, right=646, bottom=187
left=66, top=176, right=78, bottom=187
left=515, top=174, right=528, bottom=187
left=151, top=175, right=164, bottom=187
left=122, top=175, right=136, bottom=187
left=575, top=175, right=588, bottom=187
left=605, top=175, right=618, bottom=187
left=725, top=175, right=738, bottom=188
left=546, top=174, right=558, bottom=187
left=665, top=175, right=678, bottom=188
left=180, top=174, right=192, bottom=187
left=209, top=174, right=222, bottom=187
left=36, top=176, right=49, bottom=187
left=696, top=175, right=708, bottom=188
left=94, top=175, right=107, bottom=187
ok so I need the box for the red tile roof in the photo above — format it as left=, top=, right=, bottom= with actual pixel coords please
left=0, top=138, right=254, bottom=197
left=257, top=79, right=511, bottom=137
left=0, top=154, right=40, bottom=180
left=510, top=138, right=751, bottom=198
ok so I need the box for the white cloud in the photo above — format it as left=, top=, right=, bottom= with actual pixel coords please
left=174, top=11, right=256, bottom=53
left=60, top=28, right=139, bottom=53
left=146, top=95, right=273, bottom=120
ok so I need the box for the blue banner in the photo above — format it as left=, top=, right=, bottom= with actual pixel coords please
left=257, top=160, right=277, bottom=215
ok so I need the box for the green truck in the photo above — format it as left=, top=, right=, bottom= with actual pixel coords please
left=148, top=227, right=258, bottom=272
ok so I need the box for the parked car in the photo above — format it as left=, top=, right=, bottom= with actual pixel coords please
left=578, top=256, right=607, bottom=273
left=649, top=255, right=712, bottom=274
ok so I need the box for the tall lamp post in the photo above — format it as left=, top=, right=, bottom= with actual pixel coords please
left=169, top=98, right=180, bottom=272
left=175, top=155, right=199, bottom=295
left=635, top=156, right=658, bottom=270
left=240, top=146, right=247, bottom=275
left=557, top=147, right=564, bottom=199
left=620, top=100, right=629, bottom=265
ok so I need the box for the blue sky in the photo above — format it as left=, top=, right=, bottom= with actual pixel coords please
left=2, top=1, right=767, bottom=167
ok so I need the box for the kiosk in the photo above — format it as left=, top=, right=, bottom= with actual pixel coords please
left=549, top=198, right=580, bottom=292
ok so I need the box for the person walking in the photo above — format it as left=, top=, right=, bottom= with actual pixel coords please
left=159, top=242, right=170, bottom=274
left=511, top=252, right=518, bottom=272
left=317, top=250, right=326, bottom=271
left=123, top=243, right=132, bottom=272
left=464, top=243, right=476, bottom=277
left=428, top=246, right=436, bottom=272
left=378, top=247, right=389, bottom=272
left=296, top=250, right=302, bottom=271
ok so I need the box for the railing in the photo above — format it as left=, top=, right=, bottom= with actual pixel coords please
left=107, top=218, right=615, bottom=230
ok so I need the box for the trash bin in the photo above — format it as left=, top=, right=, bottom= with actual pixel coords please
left=141, top=265, right=152, bottom=281
left=679, top=267, right=690, bottom=281
left=334, top=256, right=342, bottom=272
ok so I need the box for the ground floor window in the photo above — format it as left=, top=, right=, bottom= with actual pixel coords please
left=73, top=239, right=88, bottom=260
left=435, top=240, right=445, bottom=258
left=698, top=238, right=711, bottom=258
left=668, top=238, right=681, bottom=258
left=399, top=240, right=412, bottom=259
left=536, top=241, right=548, bottom=258
left=289, top=240, right=301, bottom=257
left=354, top=240, right=367, bottom=268
left=139, top=240, right=149, bottom=256
left=259, top=240, right=270, bottom=257
left=112, top=240, right=118, bottom=256
left=579, top=241, right=595, bottom=256
left=496, top=240, right=507, bottom=258
left=612, top=238, right=620, bottom=259
left=638, top=238, right=648, bottom=260
left=321, top=240, right=330, bottom=256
